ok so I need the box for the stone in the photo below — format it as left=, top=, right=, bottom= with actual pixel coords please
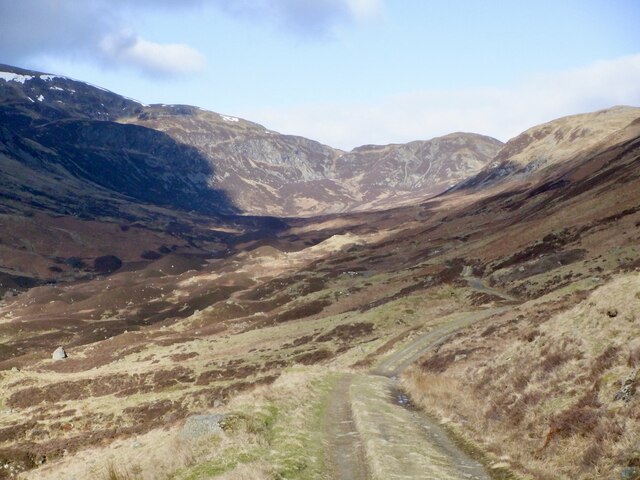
left=180, top=414, right=225, bottom=439
left=607, top=308, right=619, bottom=318
left=52, top=346, right=67, bottom=361
left=614, top=371, right=638, bottom=403
left=620, top=466, right=640, bottom=480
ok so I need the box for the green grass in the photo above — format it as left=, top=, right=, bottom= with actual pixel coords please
left=170, top=407, right=277, bottom=479
left=173, top=448, right=263, bottom=480
left=269, top=373, right=337, bottom=479
left=169, top=369, right=337, bottom=480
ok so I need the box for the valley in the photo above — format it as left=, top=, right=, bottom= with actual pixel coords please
left=0, top=65, right=639, bottom=480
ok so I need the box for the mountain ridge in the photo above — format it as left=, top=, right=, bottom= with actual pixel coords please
left=0, top=63, right=503, bottom=217
left=1, top=64, right=640, bottom=480
left=458, top=105, right=640, bottom=190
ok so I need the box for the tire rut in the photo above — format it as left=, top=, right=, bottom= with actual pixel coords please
left=323, top=280, right=516, bottom=479
left=324, top=374, right=370, bottom=480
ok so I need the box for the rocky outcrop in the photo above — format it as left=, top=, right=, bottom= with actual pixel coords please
left=126, top=107, right=502, bottom=215
left=180, top=414, right=225, bottom=439
left=614, top=370, right=638, bottom=403
left=52, top=347, right=67, bottom=361
left=1, top=63, right=503, bottom=217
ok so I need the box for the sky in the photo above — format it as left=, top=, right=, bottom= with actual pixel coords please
left=1, top=0, right=639, bottom=149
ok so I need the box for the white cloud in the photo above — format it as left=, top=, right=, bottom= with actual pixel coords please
left=0, top=0, right=375, bottom=75
left=0, top=1, right=207, bottom=77
left=100, top=31, right=206, bottom=77
left=240, top=54, right=640, bottom=149
left=346, top=0, right=381, bottom=19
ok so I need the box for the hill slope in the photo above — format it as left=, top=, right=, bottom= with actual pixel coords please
left=124, top=105, right=502, bottom=215
left=460, top=105, right=640, bottom=189
left=1, top=64, right=502, bottom=218
left=1, top=64, right=640, bottom=480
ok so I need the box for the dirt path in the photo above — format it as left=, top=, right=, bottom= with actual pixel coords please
left=372, top=307, right=508, bottom=378
left=324, top=374, right=370, bottom=480
left=465, top=274, right=517, bottom=302
left=350, top=375, right=490, bottom=480
left=323, top=281, right=514, bottom=479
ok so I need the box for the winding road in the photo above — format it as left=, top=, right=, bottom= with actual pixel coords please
left=323, top=276, right=514, bottom=479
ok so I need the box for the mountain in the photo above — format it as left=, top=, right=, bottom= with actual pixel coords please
left=459, top=105, right=640, bottom=189
left=1, top=64, right=502, bottom=218
left=0, top=62, right=500, bottom=312
left=125, top=105, right=502, bottom=215
left=0, top=64, right=290, bottom=293
left=0, top=64, right=238, bottom=218
left=1, top=63, right=640, bottom=480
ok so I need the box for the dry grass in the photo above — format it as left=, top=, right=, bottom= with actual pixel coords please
left=211, top=461, right=271, bottom=480
left=350, top=374, right=489, bottom=480
left=23, top=367, right=332, bottom=480
left=102, top=463, right=140, bottom=480
left=402, top=272, right=640, bottom=480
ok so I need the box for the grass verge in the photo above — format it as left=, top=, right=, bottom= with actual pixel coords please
left=169, top=367, right=337, bottom=480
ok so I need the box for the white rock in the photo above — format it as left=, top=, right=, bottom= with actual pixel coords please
left=52, top=346, right=68, bottom=360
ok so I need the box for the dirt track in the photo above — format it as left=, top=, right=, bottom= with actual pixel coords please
left=323, top=279, right=512, bottom=479
left=372, top=307, right=508, bottom=378
left=324, top=375, right=370, bottom=480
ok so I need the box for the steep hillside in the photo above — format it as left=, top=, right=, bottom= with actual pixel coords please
left=0, top=100, right=638, bottom=480
left=0, top=65, right=286, bottom=296
left=461, top=105, right=640, bottom=189
left=125, top=107, right=501, bottom=215
left=0, top=64, right=238, bottom=218
left=1, top=63, right=502, bottom=218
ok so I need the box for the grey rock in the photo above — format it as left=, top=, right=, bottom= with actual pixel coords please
left=180, top=414, right=225, bottom=439
left=620, top=466, right=640, bottom=480
left=52, top=346, right=67, bottom=361
left=614, top=371, right=638, bottom=403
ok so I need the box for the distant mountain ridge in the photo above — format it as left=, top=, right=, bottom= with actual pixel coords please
left=123, top=103, right=502, bottom=216
left=2, top=64, right=640, bottom=480
left=0, top=64, right=241, bottom=219
left=0, top=64, right=502, bottom=217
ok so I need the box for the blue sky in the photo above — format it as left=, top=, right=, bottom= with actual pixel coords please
left=1, top=0, right=639, bottom=149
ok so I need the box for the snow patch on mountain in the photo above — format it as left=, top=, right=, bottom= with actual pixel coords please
left=0, top=71, right=33, bottom=83
left=39, top=74, right=64, bottom=81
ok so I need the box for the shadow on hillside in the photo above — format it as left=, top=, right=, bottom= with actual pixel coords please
left=28, top=119, right=241, bottom=216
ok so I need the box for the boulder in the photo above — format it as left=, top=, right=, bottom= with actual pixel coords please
left=180, top=414, right=225, bottom=439
left=620, top=466, right=640, bottom=480
left=52, top=346, right=67, bottom=361
left=614, top=370, right=638, bottom=403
